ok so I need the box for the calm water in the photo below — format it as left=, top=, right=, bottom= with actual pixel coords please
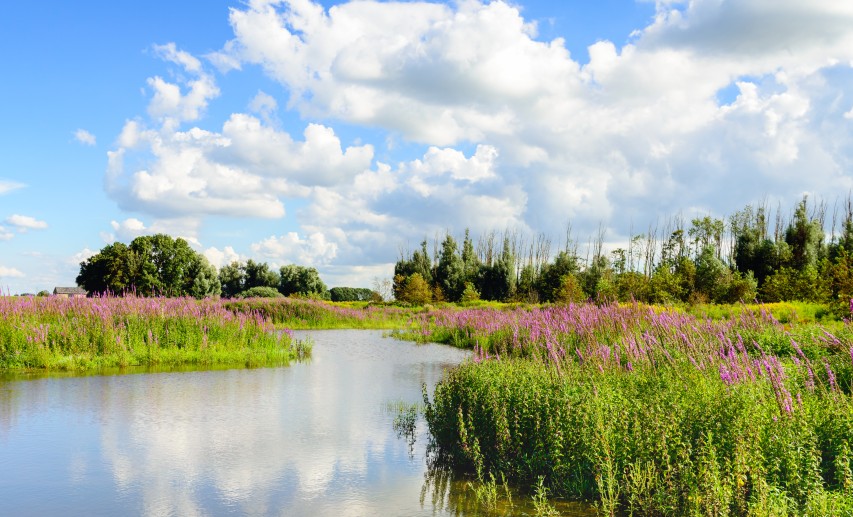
left=0, top=330, right=593, bottom=516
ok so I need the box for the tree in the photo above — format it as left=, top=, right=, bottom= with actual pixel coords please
left=785, top=197, right=823, bottom=272
left=77, top=242, right=132, bottom=294
left=397, top=273, right=431, bottom=305
left=537, top=251, right=580, bottom=302
left=329, top=287, right=375, bottom=302
left=460, top=282, right=481, bottom=303
left=434, top=234, right=465, bottom=302
left=393, top=240, right=433, bottom=299
left=279, top=265, right=327, bottom=297
left=77, top=234, right=215, bottom=298
left=244, top=260, right=279, bottom=290
left=219, top=262, right=246, bottom=298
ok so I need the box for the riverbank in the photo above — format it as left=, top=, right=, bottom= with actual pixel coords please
left=410, top=303, right=853, bottom=515
left=0, top=296, right=309, bottom=371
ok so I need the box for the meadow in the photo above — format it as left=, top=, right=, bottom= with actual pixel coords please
left=0, top=295, right=309, bottom=371
left=409, top=302, right=853, bottom=515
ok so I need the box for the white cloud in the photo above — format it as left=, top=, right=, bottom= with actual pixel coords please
left=106, top=113, right=373, bottom=218
left=5, top=214, right=48, bottom=232
left=0, top=266, right=24, bottom=278
left=250, top=232, right=338, bottom=266
left=101, top=217, right=202, bottom=247
left=146, top=43, right=219, bottom=126
left=0, top=180, right=24, bottom=196
left=70, top=248, right=97, bottom=266
left=0, top=226, right=12, bottom=241
left=74, top=129, right=97, bottom=146
left=203, top=246, right=243, bottom=269
left=104, top=0, right=853, bottom=287
left=248, top=90, right=278, bottom=125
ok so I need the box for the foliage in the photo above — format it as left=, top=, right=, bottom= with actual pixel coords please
left=460, top=282, right=481, bottom=303
left=77, top=234, right=220, bottom=298
left=396, top=273, right=432, bottom=305
left=279, top=264, right=328, bottom=297
left=237, top=286, right=283, bottom=298
left=329, top=287, right=376, bottom=302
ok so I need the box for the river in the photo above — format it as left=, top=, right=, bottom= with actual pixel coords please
left=0, top=330, right=593, bottom=516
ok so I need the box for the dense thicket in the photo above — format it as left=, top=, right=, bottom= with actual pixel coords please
left=393, top=197, right=853, bottom=315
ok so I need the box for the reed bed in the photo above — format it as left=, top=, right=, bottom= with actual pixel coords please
left=415, top=303, right=853, bottom=515
left=0, top=295, right=307, bottom=371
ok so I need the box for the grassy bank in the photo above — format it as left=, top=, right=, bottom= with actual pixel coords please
left=224, top=297, right=414, bottom=329
left=415, top=303, right=853, bottom=515
left=0, top=296, right=309, bottom=371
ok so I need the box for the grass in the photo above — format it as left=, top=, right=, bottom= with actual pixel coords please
left=223, top=297, right=415, bottom=329
left=0, top=295, right=310, bottom=371
left=411, top=302, right=853, bottom=515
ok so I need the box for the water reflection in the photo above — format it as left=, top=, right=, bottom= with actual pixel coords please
left=0, top=331, right=459, bottom=515
left=0, top=330, right=595, bottom=516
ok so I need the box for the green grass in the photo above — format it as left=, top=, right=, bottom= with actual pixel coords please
left=410, top=302, right=853, bottom=515
left=224, top=297, right=416, bottom=329
left=0, top=295, right=310, bottom=371
left=425, top=359, right=853, bottom=516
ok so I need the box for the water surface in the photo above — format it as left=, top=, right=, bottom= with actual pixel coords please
left=0, top=330, right=592, bottom=516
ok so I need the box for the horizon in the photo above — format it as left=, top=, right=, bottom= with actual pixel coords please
left=2, top=0, right=853, bottom=294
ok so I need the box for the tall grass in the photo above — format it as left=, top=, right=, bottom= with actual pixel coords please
left=417, top=303, right=853, bottom=515
left=224, top=297, right=413, bottom=329
left=0, top=295, right=308, bottom=371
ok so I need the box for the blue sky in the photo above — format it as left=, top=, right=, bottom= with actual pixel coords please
left=1, top=0, right=852, bottom=294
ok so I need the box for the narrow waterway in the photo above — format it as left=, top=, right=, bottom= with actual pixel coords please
left=0, top=330, right=594, bottom=516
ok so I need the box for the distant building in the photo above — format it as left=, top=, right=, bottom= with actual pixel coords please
left=53, top=287, right=88, bottom=298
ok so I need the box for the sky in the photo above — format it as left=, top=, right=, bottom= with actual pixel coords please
left=1, top=0, right=853, bottom=294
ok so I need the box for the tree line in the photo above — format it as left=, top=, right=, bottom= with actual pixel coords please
left=393, top=196, right=853, bottom=315
left=76, top=234, right=373, bottom=301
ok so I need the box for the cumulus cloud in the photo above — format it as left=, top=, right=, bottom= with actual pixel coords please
left=70, top=248, right=97, bottom=266
left=100, top=217, right=202, bottom=247
left=203, top=246, right=243, bottom=268
left=250, top=232, right=338, bottom=266
left=0, top=266, right=24, bottom=278
left=4, top=214, right=48, bottom=232
left=104, top=0, right=853, bottom=285
left=74, top=129, right=97, bottom=146
left=146, top=43, right=219, bottom=126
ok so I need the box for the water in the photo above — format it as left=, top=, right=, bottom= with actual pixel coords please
left=0, top=330, right=594, bottom=516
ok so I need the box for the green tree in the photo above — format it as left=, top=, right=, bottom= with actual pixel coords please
left=435, top=234, right=465, bottom=302
left=77, top=235, right=214, bottom=298
left=785, top=197, right=823, bottom=272
left=329, top=287, right=375, bottom=302
left=393, top=240, right=434, bottom=299
left=244, top=260, right=280, bottom=290
left=397, top=273, right=432, bottom=305
left=537, top=251, right=580, bottom=302
left=77, top=242, right=133, bottom=294
left=219, top=262, right=246, bottom=298
left=478, top=237, right=515, bottom=301
left=279, top=265, right=328, bottom=297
